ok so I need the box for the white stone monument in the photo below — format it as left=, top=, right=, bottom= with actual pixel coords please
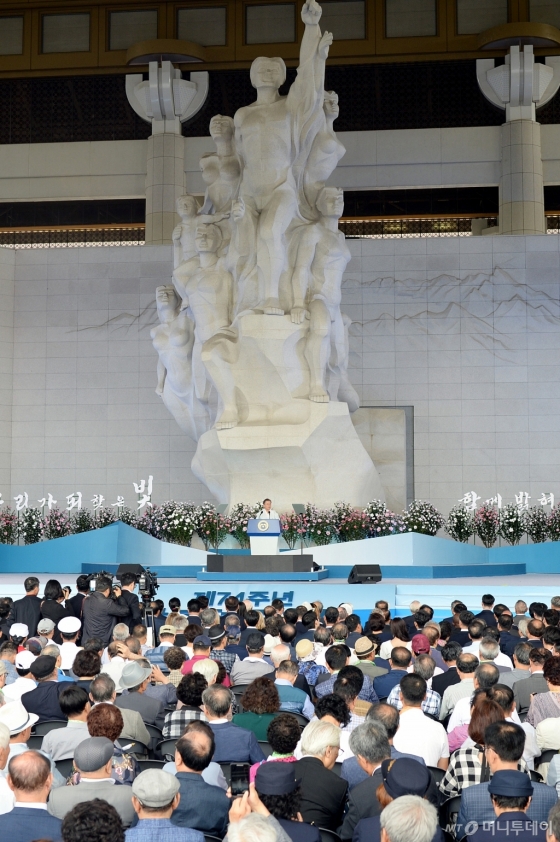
left=153, top=0, right=384, bottom=510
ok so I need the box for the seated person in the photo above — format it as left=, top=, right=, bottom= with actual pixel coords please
left=233, top=677, right=281, bottom=740
left=171, top=720, right=230, bottom=837
left=202, top=684, right=265, bottom=764
left=254, top=762, right=321, bottom=842
left=163, top=673, right=208, bottom=739
left=250, top=713, right=302, bottom=782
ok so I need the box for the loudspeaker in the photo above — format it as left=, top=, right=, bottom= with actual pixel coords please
left=116, top=564, right=145, bottom=580
left=347, top=564, right=382, bottom=584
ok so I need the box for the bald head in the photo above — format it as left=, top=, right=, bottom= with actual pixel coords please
left=8, top=750, right=51, bottom=800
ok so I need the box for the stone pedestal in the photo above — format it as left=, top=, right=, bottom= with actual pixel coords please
left=145, top=133, right=186, bottom=244
left=191, top=401, right=385, bottom=510
left=499, top=120, right=546, bottom=236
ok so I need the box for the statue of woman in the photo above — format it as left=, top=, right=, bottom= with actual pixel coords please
left=199, top=115, right=240, bottom=216
left=172, top=195, right=200, bottom=300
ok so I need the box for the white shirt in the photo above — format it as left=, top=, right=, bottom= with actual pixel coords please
left=0, top=777, right=14, bottom=814
left=462, top=644, right=513, bottom=670
left=3, top=677, right=36, bottom=702
left=462, top=717, right=538, bottom=770
left=380, top=640, right=412, bottom=660
left=393, top=707, right=450, bottom=767
left=59, top=642, right=82, bottom=671
left=101, top=656, right=126, bottom=692
left=257, top=509, right=280, bottom=520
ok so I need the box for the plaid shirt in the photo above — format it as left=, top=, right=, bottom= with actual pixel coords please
left=439, top=746, right=528, bottom=799
left=210, top=649, right=238, bottom=675
left=387, top=684, right=441, bottom=718
left=162, top=706, right=208, bottom=739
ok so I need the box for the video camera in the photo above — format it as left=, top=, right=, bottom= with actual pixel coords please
left=137, top=568, right=159, bottom=604
left=84, top=571, right=121, bottom=598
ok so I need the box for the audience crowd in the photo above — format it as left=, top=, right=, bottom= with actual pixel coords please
left=1, top=580, right=560, bottom=841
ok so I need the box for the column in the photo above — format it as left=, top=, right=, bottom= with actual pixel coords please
left=500, top=120, right=546, bottom=236
left=145, top=133, right=186, bottom=245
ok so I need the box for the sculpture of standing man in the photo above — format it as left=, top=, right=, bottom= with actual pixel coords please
left=233, top=0, right=332, bottom=316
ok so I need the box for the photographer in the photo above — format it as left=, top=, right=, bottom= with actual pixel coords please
left=81, top=577, right=130, bottom=647
left=118, top=573, right=142, bottom=633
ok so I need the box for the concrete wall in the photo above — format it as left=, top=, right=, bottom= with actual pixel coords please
left=1, top=231, right=560, bottom=515
left=1, top=125, right=560, bottom=202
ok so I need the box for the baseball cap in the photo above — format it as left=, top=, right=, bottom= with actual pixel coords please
left=29, top=655, right=57, bottom=680
left=193, top=635, right=212, bottom=647
left=411, top=634, right=431, bottom=655
left=15, top=650, right=36, bottom=670
left=9, top=624, right=29, bottom=639
left=37, top=618, right=55, bottom=634
left=159, top=625, right=175, bottom=637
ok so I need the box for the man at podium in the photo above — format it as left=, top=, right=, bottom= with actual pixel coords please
left=257, top=498, right=280, bottom=519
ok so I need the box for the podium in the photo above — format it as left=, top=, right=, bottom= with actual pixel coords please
left=247, top=518, right=281, bottom=556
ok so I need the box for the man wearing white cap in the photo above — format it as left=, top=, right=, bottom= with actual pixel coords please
left=0, top=700, right=65, bottom=789
left=58, top=616, right=82, bottom=671
left=3, top=652, right=36, bottom=703
left=0, top=723, right=14, bottom=814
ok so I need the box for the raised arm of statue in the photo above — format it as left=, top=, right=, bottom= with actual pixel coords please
left=287, top=0, right=323, bottom=117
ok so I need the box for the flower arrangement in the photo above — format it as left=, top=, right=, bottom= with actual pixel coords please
left=229, top=502, right=261, bottom=549
left=280, top=511, right=307, bottom=550
left=548, top=505, right=560, bottom=542
left=524, top=506, right=549, bottom=544
left=198, top=511, right=230, bottom=551
left=305, top=504, right=338, bottom=546
left=445, top=505, right=475, bottom=543
left=402, top=500, right=445, bottom=536
left=19, top=507, right=44, bottom=545
left=43, top=508, right=71, bottom=541
left=498, top=503, right=525, bottom=546
left=71, top=509, right=95, bottom=534
left=196, top=501, right=218, bottom=547
left=474, top=503, right=500, bottom=548
left=368, top=507, right=406, bottom=537
left=364, top=499, right=389, bottom=520
left=338, top=509, right=370, bottom=543
left=0, top=507, right=18, bottom=544
left=94, top=507, right=118, bottom=529
left=116, top=507, right=138, bottom=528
left=159, top=502, right=197, bottom=547
left=333, top=501, right=354, bottom=539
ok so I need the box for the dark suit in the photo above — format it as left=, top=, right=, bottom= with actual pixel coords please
left=21, top=680, right=71, bottom=723
left=240, top=626, right=260, bottom=646
left=449, top=629, right=471, bottom=647
left=8, top=594, right=42, bottom=637
left=187, top=615, right=202, bottom=626
left=0, top=806, right=62, bottom=842
left=469, top=812, right=546, bottom=842
left=278, top=818, right=321, bottom=842
left=500, top=631, right=520, bottom=659
left=339, top=767, right=383, bottom=839
left=116, top=690, right=166, bottom=732
left=527, top=639, right=544, bottom=648
left=209, top=721, right=265, bottom=764
left=120, top=589, right=142, bottom=632
left=171, top=771, right=229, bottom=836
left=373, top=668, right=408, bottom=700
left=475, top=609, right=497, bottom=627
left=432, top=665, right=460, bottom=698
left=226, top=643, right=247, bottom=660
left=514, top=673, right=549, bottom=717
left=456, top=780, right=557, bottom=839
left=81, top=591, right=130, bottom=646
left=294, top=756, right=348, bottom=831
left=68, top=591, right=87, bottom=619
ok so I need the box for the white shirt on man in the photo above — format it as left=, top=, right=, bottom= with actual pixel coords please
left=393, top=707, right=450, bottom=767
left=257, top=509, right=280, bottom=520
left=59, top=642, right=82, bottom=671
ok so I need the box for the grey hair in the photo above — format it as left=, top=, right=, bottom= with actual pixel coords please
left=202, top=684, right=232, bottom=717
left=551, top=597, right=560, bottom=609
left=42, top=644, right=60, bottom=659
left=89, top=673, right=116, bottom=703
left=314, top=627, right=332, bottom=646
left=300, top=720, right=340, bottom=758
left=201, top=608, right=220, bottom=627
left=0, top=722, right=9, bottom=748
left=172, top=614, right=189, bottom=631
left=192, top=658, right=219, bottom=683
left=513, top=643, right=531, bottom=665
left=227, top=813, right=278, bottom=842
left=413, top=654, right=436, bottom=681
left=112, top=623, right=129, bottom=641
left=270, top=644, right=290, bottom=666
left=380, top=795, right=438, bottom=842
left=349, top=721, right=391, bottom=765
left=518, top=618, right=529, bottom=637
left=409, top=601, right=421, bottom=613
left=479, top=639, right=499, bottom=660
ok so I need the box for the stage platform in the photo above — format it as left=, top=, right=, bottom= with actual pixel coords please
left=0, top=521, right=559, bottom=621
